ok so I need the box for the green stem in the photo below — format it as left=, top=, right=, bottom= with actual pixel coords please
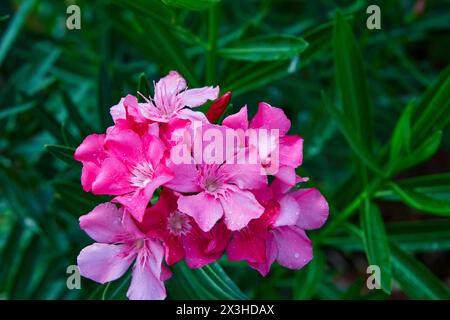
left=206, top=4, right=219, bottom=85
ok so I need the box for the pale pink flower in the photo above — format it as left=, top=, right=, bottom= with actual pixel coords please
left=77, top=202, right=171, bottom=300
left=227, top=178, right=328, bottom=275
left=138, top=71, right=219, bottom=123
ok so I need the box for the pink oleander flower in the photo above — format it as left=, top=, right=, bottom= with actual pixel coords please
left=137, top=71, right=219, bottom=123
left=165, top=144, right=267, bottom=231
left=141, top=188, right=231, bottom=267
left=77, top=202, right=171, bottom=300
left=74, top=127, right=173, bottom=221
left=227, top=178, right=328, bottom=275
left=223, top=102, right=303, bottom=186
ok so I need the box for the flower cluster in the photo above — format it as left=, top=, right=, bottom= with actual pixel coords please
left=75, top=71, right=329, bottom=300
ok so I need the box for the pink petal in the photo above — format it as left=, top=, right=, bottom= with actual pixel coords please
left=272, top=226, right=312, bottom=269
left=127, top=259, right=166, bottom=300
left=227, top=227, right=267, bottom=263
left=291, top=188, right=329, bottom=229
left=274, top=165, right=297, bottom=186
left=74, top=134, right=106, bottom=165
left=178, top=108, right=209, bottom=122
left=179, top=86, right=219, bottom=108
left=104, top=127, right=143, bottom=164
left=178, top=192, right=224, bottom=232
left=110, top=97, right=126, bottom=123
left=92, top=157, right=133, bottom=195
left=127, top=239, right=166, bottom=300
left=250, top=102, right=291, bottom=136
left=249, top=232, right=277, bottom=276
left=182, top=222, right=228, bottom=268
left=219, top=190, right=264, bottom=231
left=154, top=71, right=187, bottom=101
left=79, top=203, right=126, bottom=243
left=80, top=162, right=100, bottom=192
left=279, top=135, right=303, bottom=168
left=273, top=194, right=300, bottom=227
left=77, top=243, right=134, bottom=283
left=142, top=133, right=166, bottom=168
left=222, top=105, right=249, bottom=130
left=114, top=188, right=151, bottom=222
left=164, top=162, right=201, bottom=193
left=220, top=161, right=267, bottom=191
left=164, top=235, right=185, bottom=265
left=124, top=95, right=147, bottom=123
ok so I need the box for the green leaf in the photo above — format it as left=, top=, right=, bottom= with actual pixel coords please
left=412, top=65, right=450, bottom=147
left=391, top=243, right=450, bottom=299
left=360, top=200, right=392, bottom=293
left=389, top=100, right=414, bottom=162
left=168, top=261, right=247, bottom=300
left=390, top=182, right=450, bottom=216
left=44, top=145, right=78, bottom=167
left=321, top=92, right=383, bottom=176
left=0, top=102, right=35, bottom=120
left=397, top=172, right=450, bottom=189
left=219, top=35, right=308, bottom=62
left=161, top=0, right=220, bottom=11
left=324, top=220, right=450, bottom=253
left=333, top=12, right=373, bottom=151
left=390, top=130, right=442, bottom=174
left=0, top=0, right=36, bottom=66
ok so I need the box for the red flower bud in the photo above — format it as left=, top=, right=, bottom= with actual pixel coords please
left=206, top=91, right=232, bottom=124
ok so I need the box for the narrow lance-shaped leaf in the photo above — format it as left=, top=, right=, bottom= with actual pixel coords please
left=219, top=35, right=309, bottom=62
left=391, top=243, right=450, bottom=299
left=0, top=0, right=36, bottom=66
left=333, top=12, right=373, bottom=151
left=324, top=220, right=450, bottom=253
left=161, top=0, right=220, bottom=11
left=321, top=92, right=383, bottom=176
left=389, top=182, right=450, bottom=216
left=389, top=100, right=414, bottom=162
left=411, top=65, right=450, bottom=147
left=44, top=144, right=79, bottom=167
left=360, top=200, right=392, bottom=294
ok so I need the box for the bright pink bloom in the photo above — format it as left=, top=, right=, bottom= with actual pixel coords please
left=227, top=178, right=328, bottom=275
left=141, top=189, right=231, bottom=268
left=165, top=152, right=267, bottom=231
left=223, top=102, right=303, bottom=186
left=75, top=127, right=173, bottom=221
left=77, top=202, right=171, bottom=300
left=138, top=71, right=219, bottom=123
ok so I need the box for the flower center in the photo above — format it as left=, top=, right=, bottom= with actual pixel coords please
left=204, top=177, right=221, bottom=192
left=167, top=210, right=191, bottom=236
left=134, top=238, right=145, bottom=249
left=130, top=161, right=154, bottom=188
